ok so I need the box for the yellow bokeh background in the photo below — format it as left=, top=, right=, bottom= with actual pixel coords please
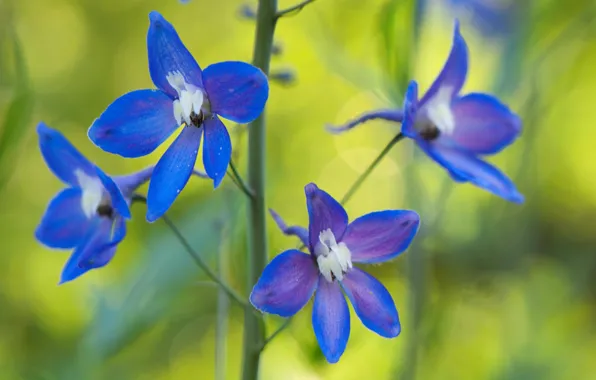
left=1, top=0, right=596, bottom=379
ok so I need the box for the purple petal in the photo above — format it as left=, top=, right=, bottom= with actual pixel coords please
left=147, top=11, right=203, bottom=96
left=202, top=61, right=269, bottom=124
left=326, top=109, right=404, bottom=134
left=269, top=208, right=309, bottom=247
left=447, top=93, right=522, bottom=154
left=312, top=277, right=350, bottom=363
left=305, top=183, right=348, bottom=252
left=425, top=144, right=524, bottom=203
left=94, top=167, right=131, bottom=219
left=146, top=126, right=202, bottom=222
left=419, top=20, right=468, bottom=106
left=37, top=122, right=95, bottom=186
left=250, top=249, right=318, bottom=317
left=113, top=166, right=154, bottom=198
left=88, top=90, right=178, bottom=158
left=342, top=268, right=400, bottom=338
left=35, top=188, right=91, bottom=249
left=341, top=210, right=420, bottom=264
left=400, top=81, right=419, bottom=138
left=202, top=116, right=231, bottom=188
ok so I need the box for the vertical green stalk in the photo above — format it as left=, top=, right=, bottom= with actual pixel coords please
left=242, top=0, right=277, bottom=379
left=215, top=223, right=229, bottom=380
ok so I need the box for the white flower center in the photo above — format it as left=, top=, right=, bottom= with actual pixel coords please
left=166, top=71, right=208, bottom=127
left=314, top=229, right=353, bottom=283
left=418, top=86, right=455, bottom=135
left=75, top=169, right=109, bottom=218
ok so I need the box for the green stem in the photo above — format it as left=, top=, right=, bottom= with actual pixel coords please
left=260, top=318, right=292, bottom=351
left=242, top=0, right=277, bottom=379
left=275, top=0, right=316, bottom=18
left=215, top=224, right=230, bottom=380
left=228, top=159, right=254, bottom=198
left=341, top=132, right=404, bottom=205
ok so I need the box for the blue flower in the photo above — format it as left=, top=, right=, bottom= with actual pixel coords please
left=328, top=21, right=523, bottom=203
left=88, top=11, right=269, bottom=222
left=250, top=183, right=420, bottom=363
left=35, top=122, right=154, bottom=284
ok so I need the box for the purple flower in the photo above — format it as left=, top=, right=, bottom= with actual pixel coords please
left=35, top=122, right=154, bottom=284
left=250, top=183, right=420, bottom=363
left=328, top=21, right=523, bottom=203
left=88, top=11, right=269, bottom=222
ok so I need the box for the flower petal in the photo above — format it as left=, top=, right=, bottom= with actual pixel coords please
left=425, top=144, right=524, bottom=203
left=59, top=217, right=111, bottom=284
left=35, top=188, right=90, bottom=249
left=146, top=126, right=202, bottom=222
left=342, top=210, right=420, bottom=264
left=250, top=249, right=318, bottom=317
left=37, top=122, right=95, bottom=186
left=202, top=61, right=268, bottom=124
left=113, top=166, right=154, bottom=198
left=305, top=183, right=348, bottom=251
left=88, top=90, right=179, bottom=158
left=341, top=268, right=400, bottom=338
left=202, top=116, right=231, bottom=188
left=94, top=166, right=131, bottom=219
left=147, top=11, right=203, bottom=96
left=400, top=81, right=419, bottom=138
left=269, top=208, right=309, bottom=247
left=312, top=277, right=350, bottom=363
left=326, top=109, right=405, bottom=134
left=419, top=20, right=468, bottom=106
left=447, top=93, right=522, bottom=154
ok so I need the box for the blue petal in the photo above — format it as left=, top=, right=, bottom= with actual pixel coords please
left=312, top=277, right=350, bottom=363
left=35, top=188, right=91, bottom=249
left=341, top=210, right=420, bottom=264
left=113, top=166, right=155, bottom=198
left=448, top=93, right=522, bottom=155
left=146, top=126, right=202, bottom=222
left=250, top=249, right=318, bottom=317
left=305, top=183, right=348, bottom=252
left=37, top=122, right=95, bottom=186
left=326, top=109, right=404, bottom=134
left=269, top=208, right=309, bottom=247
left=94, top=166, right=131, bottom=219
left=88, top=90, right=178, bottom=158
left=424, top=143, right=524, bottom=203
left=341, top=268, right=400, bottom=338
left=202, top=61, right=268, bottom=124
left=147, top=11, right=203, bottom=97
left=400, top=81, right=419, bottom=138
left=419, top=20, right=468, bottom=106
left=202, top=116, right=231, bottom=188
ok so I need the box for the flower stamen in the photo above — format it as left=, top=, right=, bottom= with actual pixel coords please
left=314, top=228, right=352, bottom=282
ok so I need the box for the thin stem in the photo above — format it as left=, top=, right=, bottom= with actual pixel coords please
left=131, top=195, right=247, bottom=308
left=242, top=0, right=277, bottom=379
left=215, top=225, right=230, bottom=380
left=260, top=318, right=292, bottom=351
left=340, top=132, right=405, bottom=205
left=276, top=0, right=316, bottom=18
left=228, top=159, right=254, bottom=198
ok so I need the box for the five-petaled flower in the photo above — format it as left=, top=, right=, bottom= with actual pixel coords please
left=250, top=183, right=420, bottom=363
left=35, top=123, right=153, bottom=284
left=88, top=11, right=269, bottom=222
left=328, top=21, right=523, bottom=203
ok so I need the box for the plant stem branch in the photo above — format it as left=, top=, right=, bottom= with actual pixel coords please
left=276, top=0, right=316, bottom=18
left=228, top=159, right=254, bottom=198
left=242, top=0, right=277, bottom=379
left=260, top=318, right=292, bottom=351
left=131, top=195, right=247, bottom=308
left=340, top=132, right=405, bottom=205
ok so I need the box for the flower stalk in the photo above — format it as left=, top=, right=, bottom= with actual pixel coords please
left=242, top=0, right=277, bottom=378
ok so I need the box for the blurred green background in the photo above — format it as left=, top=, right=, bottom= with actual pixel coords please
left=1, top=0, right=596, bottom=379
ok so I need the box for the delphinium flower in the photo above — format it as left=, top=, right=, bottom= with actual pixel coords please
left=88, top=11, right=269, bottom=222
left=446, top=0, right=520, bottom=38
left=250, top=183, right=420, bottom=363
left=328, top=21, right=523, bottom=203
left=35, top=123, right=154, bottom=283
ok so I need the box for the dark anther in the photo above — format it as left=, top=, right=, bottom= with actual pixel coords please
left=189, top=110, right=204, bottom=127
left=96, top=204, right=114, bottom=219
left=400, top=220, right=412, bottom=227
left=419, top=124, right=440, bottom=141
